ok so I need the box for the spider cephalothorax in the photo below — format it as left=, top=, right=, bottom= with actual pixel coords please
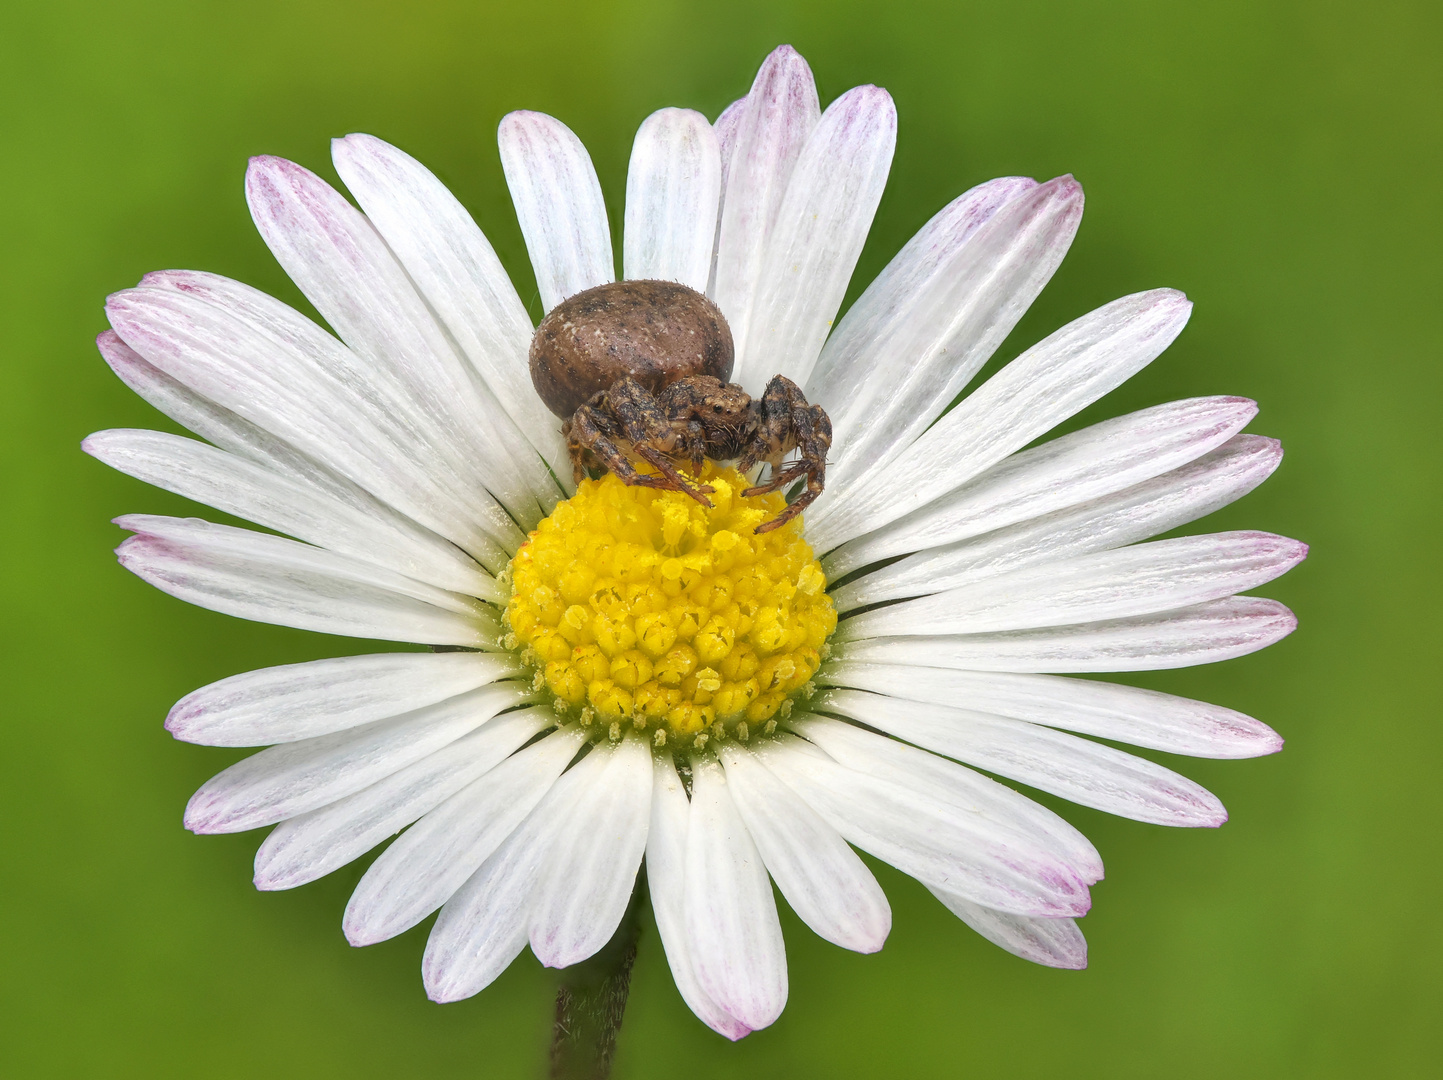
left=528, top=280, right=832, bottom=533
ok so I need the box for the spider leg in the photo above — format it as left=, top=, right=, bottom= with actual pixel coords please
left=743, top=458, right=810, bottom=496
left=564, top=404, right=629, bottom=483
left=561, top=417, right=589, bottom=485
left=568, top=404, right=678, bottom=491
left=753, top=468, right=821, bottom=532
left=633, top=444, right=715, bottom=506
left=682, top=418, right=707, bottom=474
left=740, top=376, right=832, bottom=534
left=736, top=375, right=793, bottom=476
left=591, top=378, right=715, bottom=504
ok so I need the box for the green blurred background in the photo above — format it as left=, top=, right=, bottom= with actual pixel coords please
left=2, top=0, right=1439, bottom=1076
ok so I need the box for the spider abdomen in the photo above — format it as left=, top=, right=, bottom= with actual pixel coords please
left=529, top=280, right=734, bottom=419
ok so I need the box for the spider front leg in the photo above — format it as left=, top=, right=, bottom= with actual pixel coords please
left=631, top=444, right=715, bottom=507
left=566, top=404, right=674, bottom=492
left=680, top=417, right=708, bottom=475
left=740, top=375, right=833, bottom=534
left=570, top=379, right=714, bottom=505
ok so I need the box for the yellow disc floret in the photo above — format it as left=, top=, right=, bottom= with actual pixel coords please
left=504, top=464, right=836, bottom=748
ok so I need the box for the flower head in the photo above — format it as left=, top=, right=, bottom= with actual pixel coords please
left=87, top=44, right=1303, bottom=1038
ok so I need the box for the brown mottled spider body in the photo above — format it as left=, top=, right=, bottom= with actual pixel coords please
left=529, top=280, right=832, bottom=533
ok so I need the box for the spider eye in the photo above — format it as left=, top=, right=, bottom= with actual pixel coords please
left=713, top=404, right=723, bottom=412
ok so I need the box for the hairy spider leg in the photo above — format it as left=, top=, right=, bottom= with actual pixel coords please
left=565, top=406, right=673, bottom=491
left=653, top=381, right=714, bottom=472
left=741, top=376, right=833, bottom=534
left=610, top=379, right=717, bottom=505
left=566, top=378, right=715, bottom=505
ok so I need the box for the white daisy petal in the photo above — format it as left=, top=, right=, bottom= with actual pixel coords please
left=623, top=109, right=722, bottom=292
left=711, top=45, right=820, bottom=363
left=422, top=739, right=595, bottom=1002
left=817, top=665, right=1282, bottom=758
left=780, top=715, right=1101, bottom=882
left=707, top=97, right=748, bottom=299
left=97, top=330, right=339, bottom=486
left=645, top=755, right=752, bottom=1040
left=498, top=111, right=614, bottom=311
left=96, top=331, right=516, bottom=585
left=114, top=515, right=496, bottom=647
left=167, top=651, right=520, bottom=747
left=529, top=734, right=651, bottom=967
left=833, top=433, right=1284, bottom=611
left=734, top=84, right=897, bottom=392
left=85, top=428, right=494, bottom=597
left=809, top=288, right=1194, bottom=550
left=330, top=133, right=573, bottom=491
left=108, top=275, right=518, bottom=568
left=756, top=730, right=1094, bottom=917
left=814, top=689, right=1227, bottom=827
left=839, top=531, right=1308, bottom=640
left=713, top=98, right=747, bottom=178
left=717, top=742, right=891, bottom=953
left=684, top=755, right=788, bottom=1031
left=344, top=724, right=584, bottom=946
left=814, top=177, right=1083, bottom=493
left=254, top=706, right=554, bottom=890
left=134, top=267, right=532, bottom=537
left=184, top=681, right=533, bottom=835
left=825, top=395, right=1259, bottom=580
left=427, top=906, right=530, bottom=1005
left=928, top=887, right=1087, bottom=969
left=838, top=596, right=1298, bottom=673
left=245, top=156, right=553, bottom=527
left=807, top=174, right=1062, bottom=487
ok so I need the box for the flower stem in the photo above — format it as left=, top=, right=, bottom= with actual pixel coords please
left=549, top=870, right=646, bottom=1080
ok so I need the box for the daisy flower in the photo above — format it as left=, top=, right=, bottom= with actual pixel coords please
left=87, top=43, right=1304, bottom=1042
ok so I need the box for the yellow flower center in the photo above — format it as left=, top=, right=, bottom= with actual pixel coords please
left=502, top=464, right=836, bottom=749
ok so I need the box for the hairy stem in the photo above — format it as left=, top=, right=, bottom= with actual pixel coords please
left=549, top=872, right=647, bottom=1080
